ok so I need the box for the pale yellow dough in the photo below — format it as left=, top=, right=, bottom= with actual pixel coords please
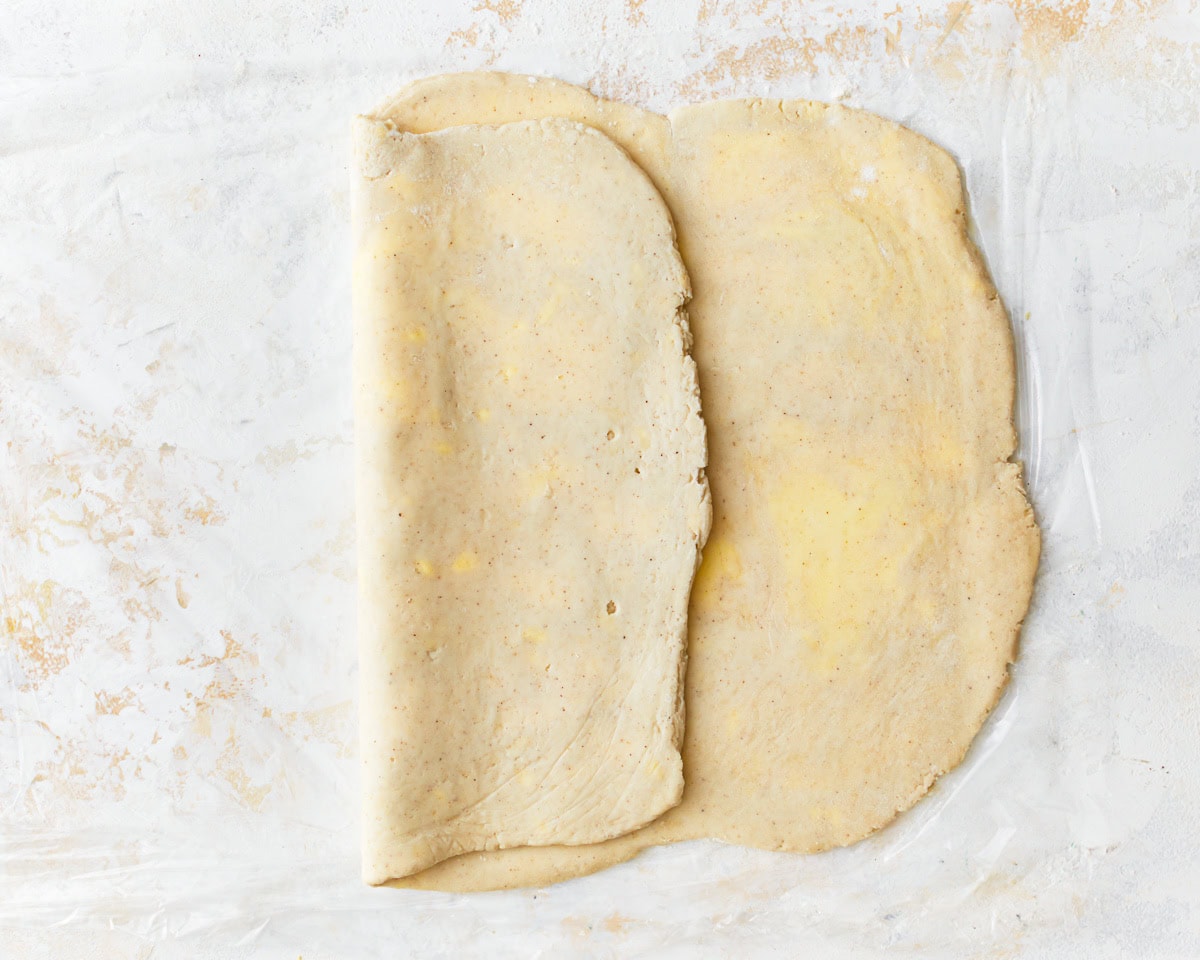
left=368, top=74, right=1040, bottom=891
left=352, top=116, right=710, bottom=883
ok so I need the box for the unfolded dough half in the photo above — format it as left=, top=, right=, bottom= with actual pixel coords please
left=368, top=74, right=1040, bottom=892
left=352, top=116, right=710, bottom=883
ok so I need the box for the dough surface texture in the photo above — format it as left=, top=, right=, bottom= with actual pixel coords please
left=369, top=73, right=1040, bottom=891
left=352, top=116, right=710, bottom=884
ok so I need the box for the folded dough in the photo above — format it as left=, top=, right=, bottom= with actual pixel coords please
left=352, top=116, right=710, bottom=883
left=370, top=74, right=1040, bottom=892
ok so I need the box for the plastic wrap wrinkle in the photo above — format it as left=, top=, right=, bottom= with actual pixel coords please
left=2, top=1, right=1199, bottom=957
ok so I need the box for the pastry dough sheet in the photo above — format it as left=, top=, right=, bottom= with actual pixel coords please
left=371, top=74, right=1040, bottom=892
left=352, top=116, right=710, bottom=883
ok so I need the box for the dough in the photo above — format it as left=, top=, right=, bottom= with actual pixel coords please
left=352, top=116, right=710, bottom=883
left=371, top=74, right=1040, bottom=891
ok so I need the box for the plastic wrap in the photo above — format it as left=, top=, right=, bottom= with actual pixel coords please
left=2, top=1, right=1199, bottom=957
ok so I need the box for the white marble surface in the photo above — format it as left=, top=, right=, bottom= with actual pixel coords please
left=2, top=1, right=1199, bottom=957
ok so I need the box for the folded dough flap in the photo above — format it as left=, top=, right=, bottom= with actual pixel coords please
left=351, top=116, right=709, bottom=884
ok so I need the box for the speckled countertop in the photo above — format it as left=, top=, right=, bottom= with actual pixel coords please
left=2, top=1, right=1199, bottom=957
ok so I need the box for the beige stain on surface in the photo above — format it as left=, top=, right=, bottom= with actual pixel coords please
left=667, top=0, right=1154, bottom=103
left=0, top=294, right=75, bottom=378
left=933, top=1, right=972, bottom=46
left=1012, top=0, right=1090, bottom=46
left=94, top=687, right=141, bottom=716
left=447, top=22, right=482, bottom=50
left=301, top=518, right=356, bottom=581
left=602, top=912, right=633, bottom=934
left=179, top=629, right=258, bottom=671
left=254, top=436, right=340, bottom=471
left=182, top=494, right=225, bottom=527
left=3, top=580, right=90, bottom=689
left=170, top=628, right=285, bottom=810
left=560, top=916, right=593, bottom=940
left=475, top=0, right=524, bottom=25
left=5, top=412, right=230, bottom=689
left=36, top=733, right=137, bottom=804
left=281, top=702, right=355, bottom=759
left=215, top=729, right=272, bottom=810
left=679, top=26, right=874, bottom=97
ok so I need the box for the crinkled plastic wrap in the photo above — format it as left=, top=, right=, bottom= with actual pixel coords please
left=2, top=2, right=1198, bottom=957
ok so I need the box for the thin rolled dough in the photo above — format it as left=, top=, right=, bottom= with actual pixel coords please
left=372, top=74, right=1040, bottom=891
left=352, top=116, right=710, bottom=883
